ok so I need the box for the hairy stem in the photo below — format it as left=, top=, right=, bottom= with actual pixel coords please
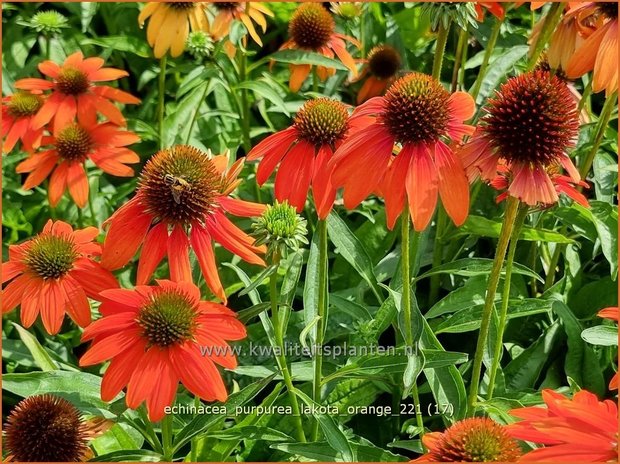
left=486, top=204, right=529, bottom=399
left=467, top=196, right=520, bottom=414
left=270, top=251, right=307, bottom=443
left=432, top=21, right=451, bottom=80
left=157, top=56, right=167, bottom=149
left=470, top=18, right=502, bottom=101
left=311, top=219, right=329, bottom=441
left=579, top=92, right=617, bottom=178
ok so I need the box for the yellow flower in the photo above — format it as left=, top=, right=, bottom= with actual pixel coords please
left=210, top=2, right=273, bottom=47
left=139, top=2, right=209, bottom=58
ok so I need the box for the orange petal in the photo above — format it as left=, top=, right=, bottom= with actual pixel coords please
left=167, top=225, right=192, bottom=283
left=434, top=141, right=470, bottom=227
left=406, top=144, right=439, bottom=232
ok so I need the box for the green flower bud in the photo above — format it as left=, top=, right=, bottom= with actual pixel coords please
left=19, top=10, right=69, bottom=35
left=186, top=31, right=215, bottom=59
left=252, top=201, right=308, bottom=259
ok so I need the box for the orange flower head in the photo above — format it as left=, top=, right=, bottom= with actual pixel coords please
left=354, top=45, right=401, bottom=104
left=280, top=3, right=359, bottom=92
left=210, top=2, right=273, bottom=47
left=247, top=98, right=352, bottom=219
left=566, top=2, right=618, bottom=95
left=416, top=417, right=521, bottom=462
left=138, top=145, right=221, bottom=226
left=1, top=220, right=119, bottom=334
left=16, top=122, right=140, bottom=208
left=101, top=146, right=266, bottom=302
left=507, top=389, right=618, bottom=462
left=330, top=72, right=476, bottom=231
left=14, top=51, right=140, bottom=133
left=139, top=2, right=210, bottom=58
left=79, top=280, right=247, bottom=422
left=4, top=394, right=109, bottom=462
left=294, top=98, right=349, bottom=146
left=289, top=3, right=335, bottom=50
left=2, top=92, right=45, bottom=153
left=460, top=70, right=582, bottom=207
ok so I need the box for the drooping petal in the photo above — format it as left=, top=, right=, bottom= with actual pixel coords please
left=434, top=141, right=470, bottom=227
left=101, top=198, right=152, bottom=270
left=2, top=274, right=32, bottom=314
left=167, top=225, right=192, bottom=283
left=61, top=275, right=92, bottom=327
left=39, top=280, right=66, bottom=335
left=217, top=196, right=266, bottom=217
left=100, top=338, right=147, bottom=402
left=70, top=258, right=119, bottom=299
left=274, top=140, right=315, bottom=212
left=136, top=222, right=169, bottom=285
left=289, top=64, right=311, bottom=92
left=406, top=143, right=439, bottom=232
left=67, top=163, right=90, bottom=208
left=189, top=224, right=227, bottom=302
left=382, top=146, right=413, bottom=230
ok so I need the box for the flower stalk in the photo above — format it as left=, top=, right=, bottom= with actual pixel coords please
left=432, top=21, right=451, bottom=80
left=269, top=250, right=307, bottom=443
left=161, top=413, right=174, bottom=461
left=470, top=18, right=502, bottom=101
left=157, top=56, right=167, bottom=149
left=579, top=92, right=617, bottom=178
left=311, top=218, right=329, bottom=441
left=401, top=208, right=425, bottom=437
left=467, top=196, right=520, bottom=414
left=526, top=2, right=564, bottom=70
left=486, top=203, right=529, bottom=400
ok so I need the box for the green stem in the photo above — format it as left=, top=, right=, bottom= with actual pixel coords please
left=270, top=252, right=307, bottom=443
left=312, top=67, right=319, bottom=93
left=401, top=210, right=424, bottom=437
left=451, top=27, right=468, bottom=92
left=486, top=204, right=528, bottom=400
left=579, top=92, right=617, bottom=178
left=88, top=189, right=96, bottom=225
left=543, top=241, right=565, bottom=292
left=431, top=21, right=451, bottom=80
left=429, top=206, right=447, bottom=305
left=190, top=396, right=201, bottom=461
left=359, top=6, right=366, bottom=59
left=526, top=2, right=565, bottom=70
left=578, top=80, right=592, bottom=112
left=467, top=196, right=520, bottom=414
left=161, top=413, right=174, bottom=462
left=239, top=50, right=251, bottom=153
left=471, top=18, right=502, bottom=101
left=158, top=56, right=167, bottom=149
left=311, top=219, right=329, bottom=441
left=46, top=35, right=52, bottom=60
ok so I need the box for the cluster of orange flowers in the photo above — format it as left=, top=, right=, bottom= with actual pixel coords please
left=2, top=1, right=618, bottom=460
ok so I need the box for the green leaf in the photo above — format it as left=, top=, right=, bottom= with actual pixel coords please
left=435, top=299, right=553, bottom=334
left=303, top=228, right=321, bottom=345
left=471, top=45, right=528, bottom=106
left=91, top=450, right=162, bottom=462
left=503, top=322, right=564, bottom=391
left=238, top=264, right=278, bottom=296
left=269, top=49, right=349, bottom=71
left=237, top=80, right=290, bottom=115
left=280, top=252, right=303, bottom=307
left=592, top=151, right=618, bottom=203
left=81, top=36, right=152, bottom=57
left=455, top=215, right=575, bottom=243
left=327, top=212, right=383, bottom=300
left=11, top=323, right=58, bottom=371
left=553, top=300, right=606, bottom=395
left=330, top=294, right=372, bottom=321
left=590, top=201, right=618, bottom=279
left=581, top=325, right=618, bottom=346
left=172, top=375, right=275, bottom=452
left=2, top=371, right=116, bottom=418
left=293, top=388, right=355, bottom=462
left=272, top=441, right=406, bottom=462
left=417, top=258, right=543, bottom=283
left=208, top=426, right=293, bottom=442
left=238, top=302, right=271, bottom=324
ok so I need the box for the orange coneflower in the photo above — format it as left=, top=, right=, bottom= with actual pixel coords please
left=476, top=2, right=545, bottom=21
left=138, top=2, right=210, bottom=58
left=353, top=45, right=402, bottom=104
left=14, top=51, right=140, bottom=132
left=4, top=394, right=111, bottom=462
left=279, top=3, right=359, bottom=92
left=459, top=70, right=581, bottom=207
left=598, top=307, right=619, bottom=390
left=15, top=122, right=140, bottom=208
left=566, top=2, right=618, bottom=95
left=415, top=417, right=521, bottom=462
left=507, top=389, right=618, bottom=462
left=247, top=98, right=357, bottom=219
left=330, top=72, right=475, bottom=231
left=1, top=220, right=118, bottom=334
left=101, top=146, right=265, bottom=302
left=79, top=279, right=246, bottom=422
left=2, top=92, right=45, bottom=153
left=209, top=2, right=273, bottom=47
